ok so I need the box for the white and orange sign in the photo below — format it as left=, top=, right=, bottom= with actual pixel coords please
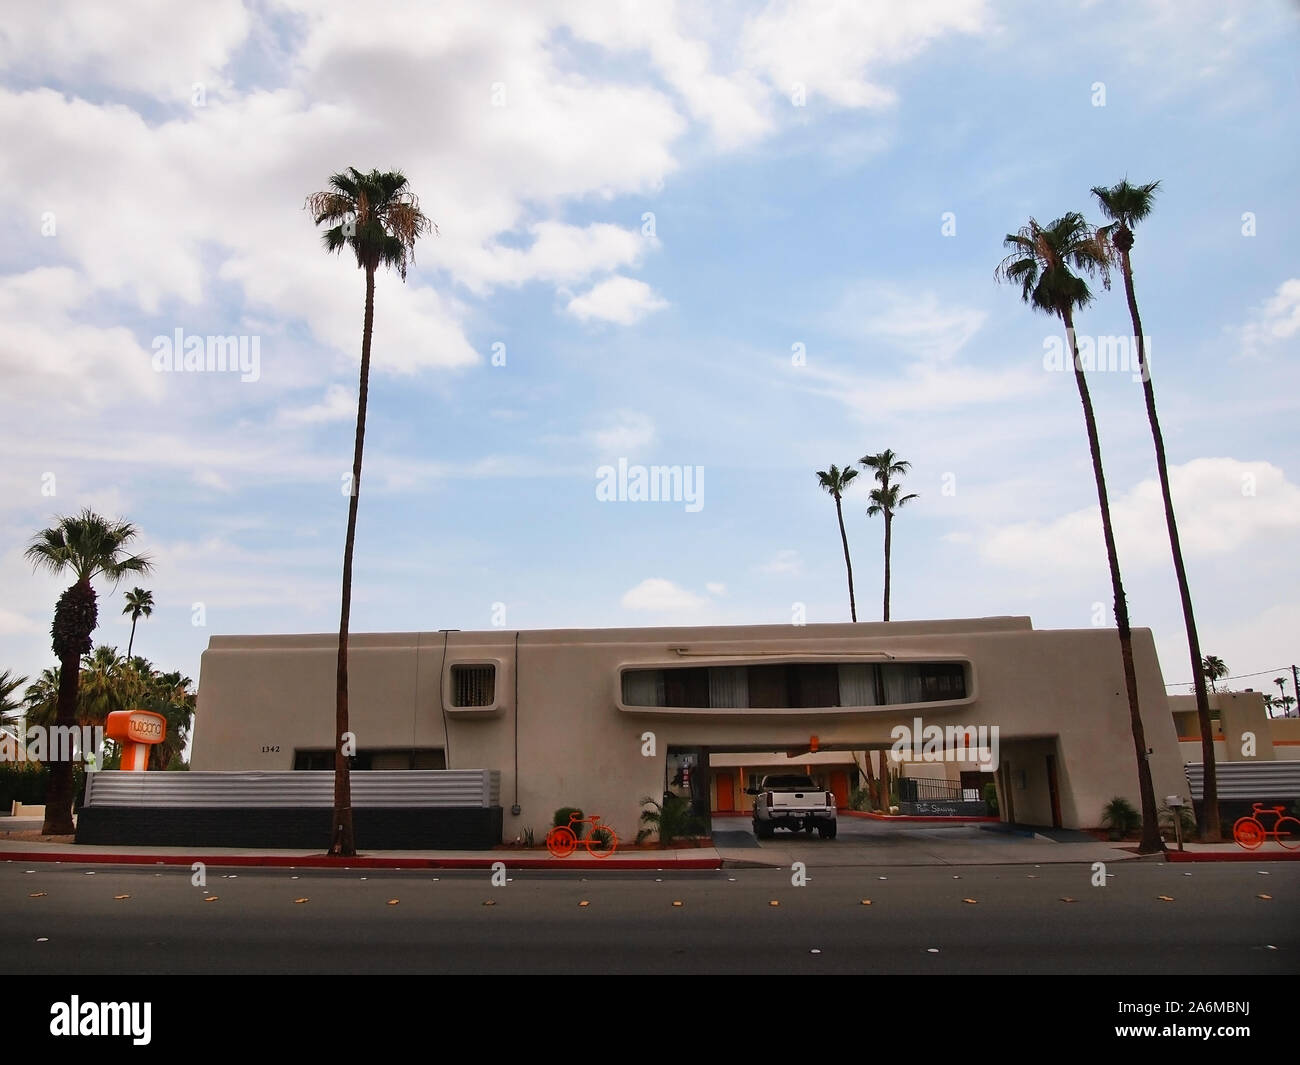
left=105, top=710, right=167, bottom=771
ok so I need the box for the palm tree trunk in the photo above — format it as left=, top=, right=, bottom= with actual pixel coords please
left=1062, top=308, right=1163, bottom=854
left=41, top=648, right=81, bottom=835
left=835, top=495, right=857, bottom=622
left=858, top=750, right=879, bottom=810
left=127, top=617, right=137, bottom=658
left=1120, top=247, right=1221, bottom=841
left=331, top=265, right=376, bottom=857
left=882, top=512, right=892, bottom=622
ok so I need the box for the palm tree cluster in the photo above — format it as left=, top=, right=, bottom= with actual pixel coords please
left=18, top=649, right=195, bottom=770
left=995, top=179, right=1217, bottom=850
left=24, top=509, right=152, bottom=833
left=817, top=449, right=919, bottom=625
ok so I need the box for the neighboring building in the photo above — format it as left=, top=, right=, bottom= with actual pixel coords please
left=191, top=616, right=1188, bottom=840
left=1169, top=690, right=1300, bottom=763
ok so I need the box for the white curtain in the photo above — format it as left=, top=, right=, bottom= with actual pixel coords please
left=709, top=666, right=750, bottom=708
left=623, top=669, right=665, bottom=706
left=882, top=664, right=925, bottom=705
left=838, top=663, right=878, bottom=707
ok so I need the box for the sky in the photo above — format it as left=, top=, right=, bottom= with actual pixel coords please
left=1, top=0, right=1297, bottom=718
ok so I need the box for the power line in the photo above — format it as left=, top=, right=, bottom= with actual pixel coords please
left=1165, top=666, right=1296, bottom=689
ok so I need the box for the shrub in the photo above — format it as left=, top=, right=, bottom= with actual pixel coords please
left=636, top=793, right=706, bottom=847
left=983, top=781, right=999, bottom=815
left=589, top=825, right=616, bottom=852
left=848, top=785, right=873, bottom=812
left=0, top=762, right=49, bottom=812
left=1101, top=796, right=1141, bottom=839
left=552, top=806, right=585, bottom=839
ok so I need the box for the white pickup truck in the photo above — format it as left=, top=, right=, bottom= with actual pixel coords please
left=748, top=774, right=837, bottom=839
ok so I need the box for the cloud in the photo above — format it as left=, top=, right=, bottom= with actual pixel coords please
left=0, top=0, right=251, bottom=97
left=705, top=582, right=726, bottom=596
left=279, top=384, right=357, bottom=425
left=756, top=549, right=804, bottom=575
left=588, top=411, right=656, bottom=453
left=981, top=458, right=1300, bottom=572
left=0, top=268, right=162, bottom=407
left=565, top=276, right=669, bottom=325
left=741, top=0, right=990, bottom=109
left=621, top=578, right=709, bottom=611
left=1239, top=278, right=1300, bottom=358
left=0, top=607, right=42, bottom=637
left=832, top=284, right=989, bottom=362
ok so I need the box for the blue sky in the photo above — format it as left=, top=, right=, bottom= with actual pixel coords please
left=1, top=0, right=1297, bottom=711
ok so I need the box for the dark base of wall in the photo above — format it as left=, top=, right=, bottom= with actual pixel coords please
left=1193, top=799, right=1299, bottom=826
left=76, top=806, right=504, bottom=850
left=898, top=800, right=990, bottom=816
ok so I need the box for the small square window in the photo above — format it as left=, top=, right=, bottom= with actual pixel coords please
left=451, top=665, right=496, bottom=707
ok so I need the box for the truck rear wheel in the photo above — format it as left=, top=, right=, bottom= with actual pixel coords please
left=818, top=823, right=837, bottom=840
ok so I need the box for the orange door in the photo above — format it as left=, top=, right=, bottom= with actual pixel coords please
left=715, top=772, right=735, bottom=812
left=829, top=770, right=849, bottom=809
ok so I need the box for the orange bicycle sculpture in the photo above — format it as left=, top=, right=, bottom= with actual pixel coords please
left=1232, top=803, right=1300, bottom=850
left=546, top=812, right=619, bottom=858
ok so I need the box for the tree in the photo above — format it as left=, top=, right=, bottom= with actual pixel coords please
left=816, top=464, right=860, bottom=622
left=308, top=168, right=434, bottom=857
left=996, top=213, right=1163, bottom=854
left=860, top=449, right=918, bottom=623
left=0, top=669, right=27, bottom=727
left=1200, top=655, right=1228, bottom=694
left=1093, top=178, right=1221, bottom=842
left=122, top=587, right=154, bottom=658
left=1275, top=677, right=1290, bottom=718
left=24, top=510, right=151, bottom=833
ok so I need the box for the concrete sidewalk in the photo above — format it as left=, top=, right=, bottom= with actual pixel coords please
left=0, top=836, right=722, bottom=870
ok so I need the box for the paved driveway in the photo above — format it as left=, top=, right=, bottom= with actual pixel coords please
left=710, top=813, right=1138, bottom=867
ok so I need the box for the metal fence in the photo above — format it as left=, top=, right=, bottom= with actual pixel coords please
left=897, top=776, right=966, bottom=803
left=83, top=770, right=501, bottom=808
left=1185, top=762, right=1300, bottom=800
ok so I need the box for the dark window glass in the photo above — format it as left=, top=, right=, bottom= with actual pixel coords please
left=663, top=667, right=709, bottom=707
left=747, top=664, right=790, bottom=707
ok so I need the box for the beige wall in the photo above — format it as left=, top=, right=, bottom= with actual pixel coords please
left=192, top=616, right=1186, bottom=838
left=1169, top=690, right=1277, bottom=762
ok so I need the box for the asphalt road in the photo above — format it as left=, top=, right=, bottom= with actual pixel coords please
left=3, top=859, right=1296, bottom=975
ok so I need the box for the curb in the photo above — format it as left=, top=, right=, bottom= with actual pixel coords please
left=841, top=811, right=1001, bottom=824
left=1164, top=849, right=1300, bottom=863
left=0, top=851, right=723, bottom=871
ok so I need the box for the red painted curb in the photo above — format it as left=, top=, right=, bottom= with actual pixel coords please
left=0, top=851, right=722, bottom=870
left=1164, top=849, right=1300, bottom=862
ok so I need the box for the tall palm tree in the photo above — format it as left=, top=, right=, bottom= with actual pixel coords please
left=307, top=168, right=434, bottom=857
left=816, top=464, right=860, bottom=622
left=996, top=213, right=1163, bottom=854
left=1200, top=654, right=1227, bottom=694
left=122, top=587, right=154, bottom=658
left=860, top=450, right=917, bottom=623
left=24, top=510, right=151, bottom=833
left=1093, top=179, right=1221, bottom=841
